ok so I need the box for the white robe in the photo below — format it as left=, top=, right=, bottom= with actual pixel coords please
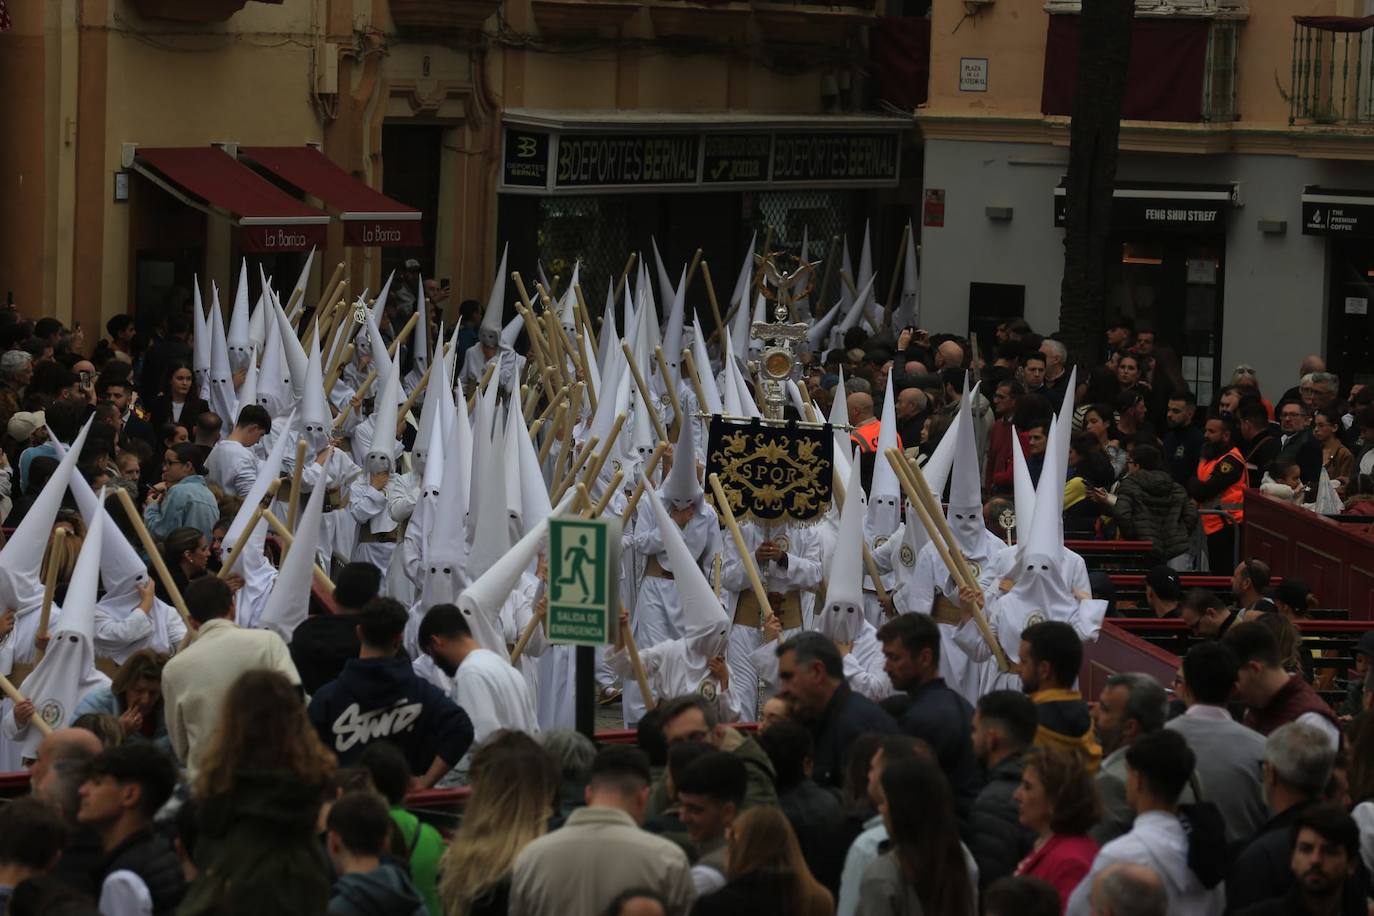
left=460, top=346, right=526, bottom=394
left=454, top=648, right=541, bottom=745
left=901, top=530, right=1005, bottom=705
left=608, top=637, right=742, bottom=727
left=93, top=599, right=187, bottom=665
left=718, top=520, right=823, bottom=721
left=842, top=620, right=895, bottom=702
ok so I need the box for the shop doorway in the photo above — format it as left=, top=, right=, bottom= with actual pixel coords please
left=381, top=124, right=443, bottom=278
left=1326, top=237, right=1374, bottom=387
left=1106, top=234, right=1225, bottom=404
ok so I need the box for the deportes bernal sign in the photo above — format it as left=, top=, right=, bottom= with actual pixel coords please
left=500, top=122, right=904, bottom=193
left=1302, top=187, right=1374, bottom=237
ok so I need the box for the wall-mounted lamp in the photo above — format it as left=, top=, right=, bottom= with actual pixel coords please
left=1257, top=219, right=1286, bottom=235
left=985, top=206, right=1014, bottom=221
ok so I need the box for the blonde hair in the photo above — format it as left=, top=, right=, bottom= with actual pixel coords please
left=439, top=732, right=559, bottom=915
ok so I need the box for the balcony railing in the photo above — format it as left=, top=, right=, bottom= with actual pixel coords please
left=1289, top=15, right=1374, bottom=126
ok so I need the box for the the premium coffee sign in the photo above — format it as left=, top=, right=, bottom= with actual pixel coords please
left=1302, top=188, right=1374, bottom=236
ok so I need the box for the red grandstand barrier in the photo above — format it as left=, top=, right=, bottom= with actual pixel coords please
left=1243, top=490, right=1374, bottom=618
left=1078, top=622, right=1182, bottom=700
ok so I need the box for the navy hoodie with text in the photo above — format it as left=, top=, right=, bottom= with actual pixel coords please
left=307, top=656, right=474, bottom=776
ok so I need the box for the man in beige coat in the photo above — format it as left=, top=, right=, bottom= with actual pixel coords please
left=510, top=746, right=695, bottom=916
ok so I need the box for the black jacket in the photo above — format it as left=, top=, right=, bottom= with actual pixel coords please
left=1227, top=801, right=1312, bottom=911
left=1243, top=426, right=1282, bottom=488
left=777, top=779, right=846, bottom=895
left=1163, top=425, right=1204, bottom=487
left=307, top=656, right=474, bottom=775
left=968, top=752, right=1036, bottom=889
left=292, top=615, right=364, bottom=695
left=1277, top=428, right=1324, bottom=487
left=1236, top=883, right=1368, bottom=916
left=810, top=683, right=898, bottom=789
left=691, top=870, right=818, bottom=916
left=895, top=678, right=981, bottom=817
left=1109, top=468, right=1198, bottom=560
left=146, top=393, right=211, bottom=433
left=102, top=826, right=187, bottom=916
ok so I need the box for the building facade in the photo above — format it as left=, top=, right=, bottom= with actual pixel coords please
left=918, top=0, right=1374, bottom=398
left=0, top=0, right=926, bottom=339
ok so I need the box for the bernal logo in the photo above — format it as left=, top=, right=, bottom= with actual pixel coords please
left=264, top=229, right=308, bottom=248
left=362, top=224, right=403, bottom=244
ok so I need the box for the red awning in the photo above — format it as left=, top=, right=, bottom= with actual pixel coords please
left=133, top=147, right=329, bottom=253
left=240, top=146, right=422, bottom=248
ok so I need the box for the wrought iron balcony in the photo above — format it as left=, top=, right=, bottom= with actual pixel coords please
left=1289, top=15, right=1374, bottom=126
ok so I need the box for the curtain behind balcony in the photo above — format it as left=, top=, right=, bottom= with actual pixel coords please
left=1293, top=15, right=1374, bottom=33
left=874, top=16, right=931, bottom=112
left=1041, top=15, right=1209, bottom=122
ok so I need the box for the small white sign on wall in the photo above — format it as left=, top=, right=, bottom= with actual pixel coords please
left=1346, top=296, right=1369, bottom=316
left=960, top=58, right=988, bottom=92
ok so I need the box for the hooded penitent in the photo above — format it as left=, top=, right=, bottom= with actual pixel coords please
left=220, top=410, right=296, bottom=628
left=226, top=260, right=253, bottom=373
left=207, top=285, right=239, bottom=435
left=816, top=459, right=868, bottom=644
left=299, top=330, right=331, bottom=454
left=11, top=488, right=112, bottom=759
left=192, top=278, right=211, bottom=397
left=506, top=391, right=554, bottom=538
left=273, top=294, right=309, bottom=401
left=258, top=477, right=327, bottom=642
left=420, top=395, right=474, bottom=611
left=645, top=482, right=729, bottom=662
left=892, top=406, right=961, bottom=582
left=661, top=265, right=687, bottom=383
left=946, top=379, right=997, bottom=566
left=0, top=418, right=92, bottom=675
left=365, top=359, right=403, bottom=477
left=895, top=220, right=920, bottom=330
left=865, top=368, right=901, bottom=538
left=464, top=383, right=513, bottom=580
left=480, top=244, right=510, bottom=349
left=257, top=303, right=291, bottom=418
left=410, top=330, right=449, bottom=478
left=805, top=299, right=842, bottom=355
left=236, top=348, right=259, bottom=418
left=457, top=513, right=556, bottom=657
left=689, top=313, right=723, bottom=415
left=660, top=412, right=703, bottom=511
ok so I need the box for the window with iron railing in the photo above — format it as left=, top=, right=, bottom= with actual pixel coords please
left=1044, top=0, right=1247, bottom=17
left=1288, top=16, right=1374, bottom=125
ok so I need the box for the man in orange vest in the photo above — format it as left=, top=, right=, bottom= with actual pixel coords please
left=1186, top=412, right=1245, bottom=574
left=847, top=392, right=882, bottom=453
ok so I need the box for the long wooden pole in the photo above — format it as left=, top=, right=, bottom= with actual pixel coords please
left=577, top=414, right=627, bottom=493
left=572, top=283, right=600, bottom=363
left=287, top=439, right=307, bottom=532
left=622, top=613, right=656, bottom=711
left=115, top=489, right=192, bottom=629
left=219, top=479, right=285, bottom=581
left=614, top=252, right=638, bottom=304
left=617, top=442, right=667, bottom=523
left=681, top=348, right=710, bottom=417
left=707, top=473, right=773, bottom=621
left=0, top=673, right=51, bottom=735
left=263, top=510, right=336, bottom=593
left=882, top=222, right=911, bottom=332
left=621, top=343, right=669, bottom=444
left=552, top=436, right=600, bottom=504
left=590, top=470, right=624, bottom=517
left=884, top=449, right=1011, bottom=672
left=37, top=528, right=66, bottom=645
left=333, top=311, right=420, bottom=429
left=654, top=346, right=683, bottom=427
left=699, top=261, right=726, bottom=336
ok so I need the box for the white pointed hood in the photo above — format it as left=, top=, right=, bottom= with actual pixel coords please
left=500, top=311, right=525, bottom=350
left=0, top=418, right=92, bottom=622
left=273, top=295, right=309, bottom=399
left=690, top=313, right=723, bottom=415
left=598, top=281, right=619, bottom=374
left=227, top=260, right=253, bottom=371
left=259, top=478, right=326, bottom=642
left=249, top=266, right=270, bottom=353
left=558, top=262, right=581, bottom=336
left=651, top=237, right=677, bottom=312
left=298, top=329, right=331, bottom=452
left=372, top=270, right=396, bottom=319
left=364, top=308, right=393, bottom=386
left=457, top=512, right=555, bottom=656
left=661, top=408, right=702, bottom=508
left=829, top=368, right=852, bottom=474
left=817, top=459, right=867, bottom=643
left=661, top=265, right=687, bottom=378
left=838, top=236, right=854, bottom=314
left=728, top=232, right=756, bottom=310
left=897, top=406, right=962, bottom=564
left=421, top=398, right=473, bottom=604
left=836, top=273, right=877, bottom=335
left=365, top=359, right=403, bottom=475
left=1011, top=425, right=1036, bottom=538
left=728, top=355, right=760, bottom=419
left=897, top=221, right=920, bottom=329
left=857, top=221, right=874, bottom=315
left=946, top=379, right=992, bottom=558
left=192, top=278, right=211, bottom=391
left=257, top=305, right=291, bottom=418
left=222, top=408, right=295, bottom=578
left=208, top=286, right=239, bottom=434
left=465, top=391, right=513, bottom=580
left=866, top=369, right=901, bottom=537
left=805, top=299, right=843, bottom=354
left=720, top=330, right=745, bottom=417
left=508, top=393, right=553, bottom=535
left=481, top=243, right=510, bottom=343
left=646, top=482, right=729, bottom=659
left=412, top=332, right=451, bottom=476
left=11, top=486, right=109, bottom=756
left=236, top=348, right=260, bottom=418
left=289, top=247, right=315, bottom=317
left=587, top=343, right=629, bottom=452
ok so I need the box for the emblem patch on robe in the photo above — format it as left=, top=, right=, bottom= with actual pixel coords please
left=900, top=544, right=916, bottom=567
left=699, top=679, right=718, bottom=703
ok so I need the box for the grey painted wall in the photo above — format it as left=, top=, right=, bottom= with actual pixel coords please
left=919, top=136, right=1373, bottom=390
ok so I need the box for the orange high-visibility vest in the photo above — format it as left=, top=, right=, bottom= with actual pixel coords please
left=1197, top=447, right=1245, bottom=535
left=850, top=419, right=882, bottom=453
